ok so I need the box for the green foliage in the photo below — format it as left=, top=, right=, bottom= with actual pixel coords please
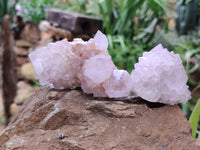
left=107, top=34, right=146, bottom=72
left=97, top=0, right=169, bottom=37
left=33, top=80, right=42, bottom=87
left=51, top=0, right=169, bottom=42
left=0, top=0, right=17, bottom=24
left=0, top=114, right=5, bottom=125
left=19, top=0, right=52, bottom=24
left=52, top=0, right=88, bottom=14
left=189, top=98, right=200, bottom=139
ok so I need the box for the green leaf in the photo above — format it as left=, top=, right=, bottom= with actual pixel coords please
left=107, top=34, right=113, bottom=49
left=149, top=0, right=169, bottom=16
left=189, top=98, right=200, bottom=138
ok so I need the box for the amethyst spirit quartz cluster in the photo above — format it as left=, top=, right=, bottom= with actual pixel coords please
left=29, top=31, right=191, bottom=105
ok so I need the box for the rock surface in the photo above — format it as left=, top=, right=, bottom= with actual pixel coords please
left=0, top=87, right=199, bottom=150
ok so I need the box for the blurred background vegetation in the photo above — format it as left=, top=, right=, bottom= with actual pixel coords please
left=0, top=0, right=200, bottom=140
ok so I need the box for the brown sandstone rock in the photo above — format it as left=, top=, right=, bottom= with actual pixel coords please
left=15, top=40, right=33, bottom=48
left=10, top=103, right=21, bottom=116
left=16, top=56, right=29, bottom=67
left=20, top=24, right=41, bottom=43
left=0, top=87, right=199, bottom=150
left=46, top=8, right=102, bottom=35
left=14, top=46, right=29, bottom=56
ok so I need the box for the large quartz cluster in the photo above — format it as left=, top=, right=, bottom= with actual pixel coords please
left=29, top=30, right=191, bottom=105
left=29, top=31, right=131, bottom=98
left=130, top=44, right=191, bottom=105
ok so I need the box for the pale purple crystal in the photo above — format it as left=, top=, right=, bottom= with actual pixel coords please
left=29, top=39, right=81, bottom=89
left=83, top=55, right=115, bottom=84
left=103, top=70, right=132, bottom=98
left=29, top=30, right=191, bottom=105
left=130, top=44, right=191, bottom=105
left=93, top=30, right=108, bottom=52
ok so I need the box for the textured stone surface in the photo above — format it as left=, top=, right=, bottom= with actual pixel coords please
left=0, top=87, right=199, bottom=150
left=131, top=44, right=191, bottom=105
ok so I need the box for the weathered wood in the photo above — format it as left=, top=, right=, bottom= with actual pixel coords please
left=46, top=8, right=102, bottom=35
left=2, top=15, right=17, bottom=124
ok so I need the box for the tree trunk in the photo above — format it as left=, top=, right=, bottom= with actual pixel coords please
left=2, top=15, right=17, bottom=125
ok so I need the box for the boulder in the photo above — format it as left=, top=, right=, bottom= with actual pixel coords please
left=21, top=62, right=36, bottom=81
left=15, top=40, right=33, bottom=48
left=14, top=46, right=29, bottom=57
left=0, top=87, right=199, bottom=150
left=46, top=8, right=102, bottom=35
left=10, top=103, right=21, bottom=116
left=14, top=81, right=35, bottom=105
left=16, top=56, right=29, bottom=67
left=20, top=24, right=41, bottom=43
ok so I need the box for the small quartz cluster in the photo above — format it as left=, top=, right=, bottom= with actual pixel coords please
left=29, top=30, right=191, bottom=105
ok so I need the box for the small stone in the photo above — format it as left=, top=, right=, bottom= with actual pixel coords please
left=20, top=24, right=41, bottom=43
left=39, top=20, right=51, bottom=32
left=14, top=81, right=34, bottom=105
left=46, top=91, right=59, bottom=100
left=10, top=103, right=20, bottom=116
left=14, top=47, right=29, bottom=56
left=15, top=40, right=33, bottom=48
left=16, top=56, right=29, bottom=67
left=21, top=62, right=36, bottom=80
